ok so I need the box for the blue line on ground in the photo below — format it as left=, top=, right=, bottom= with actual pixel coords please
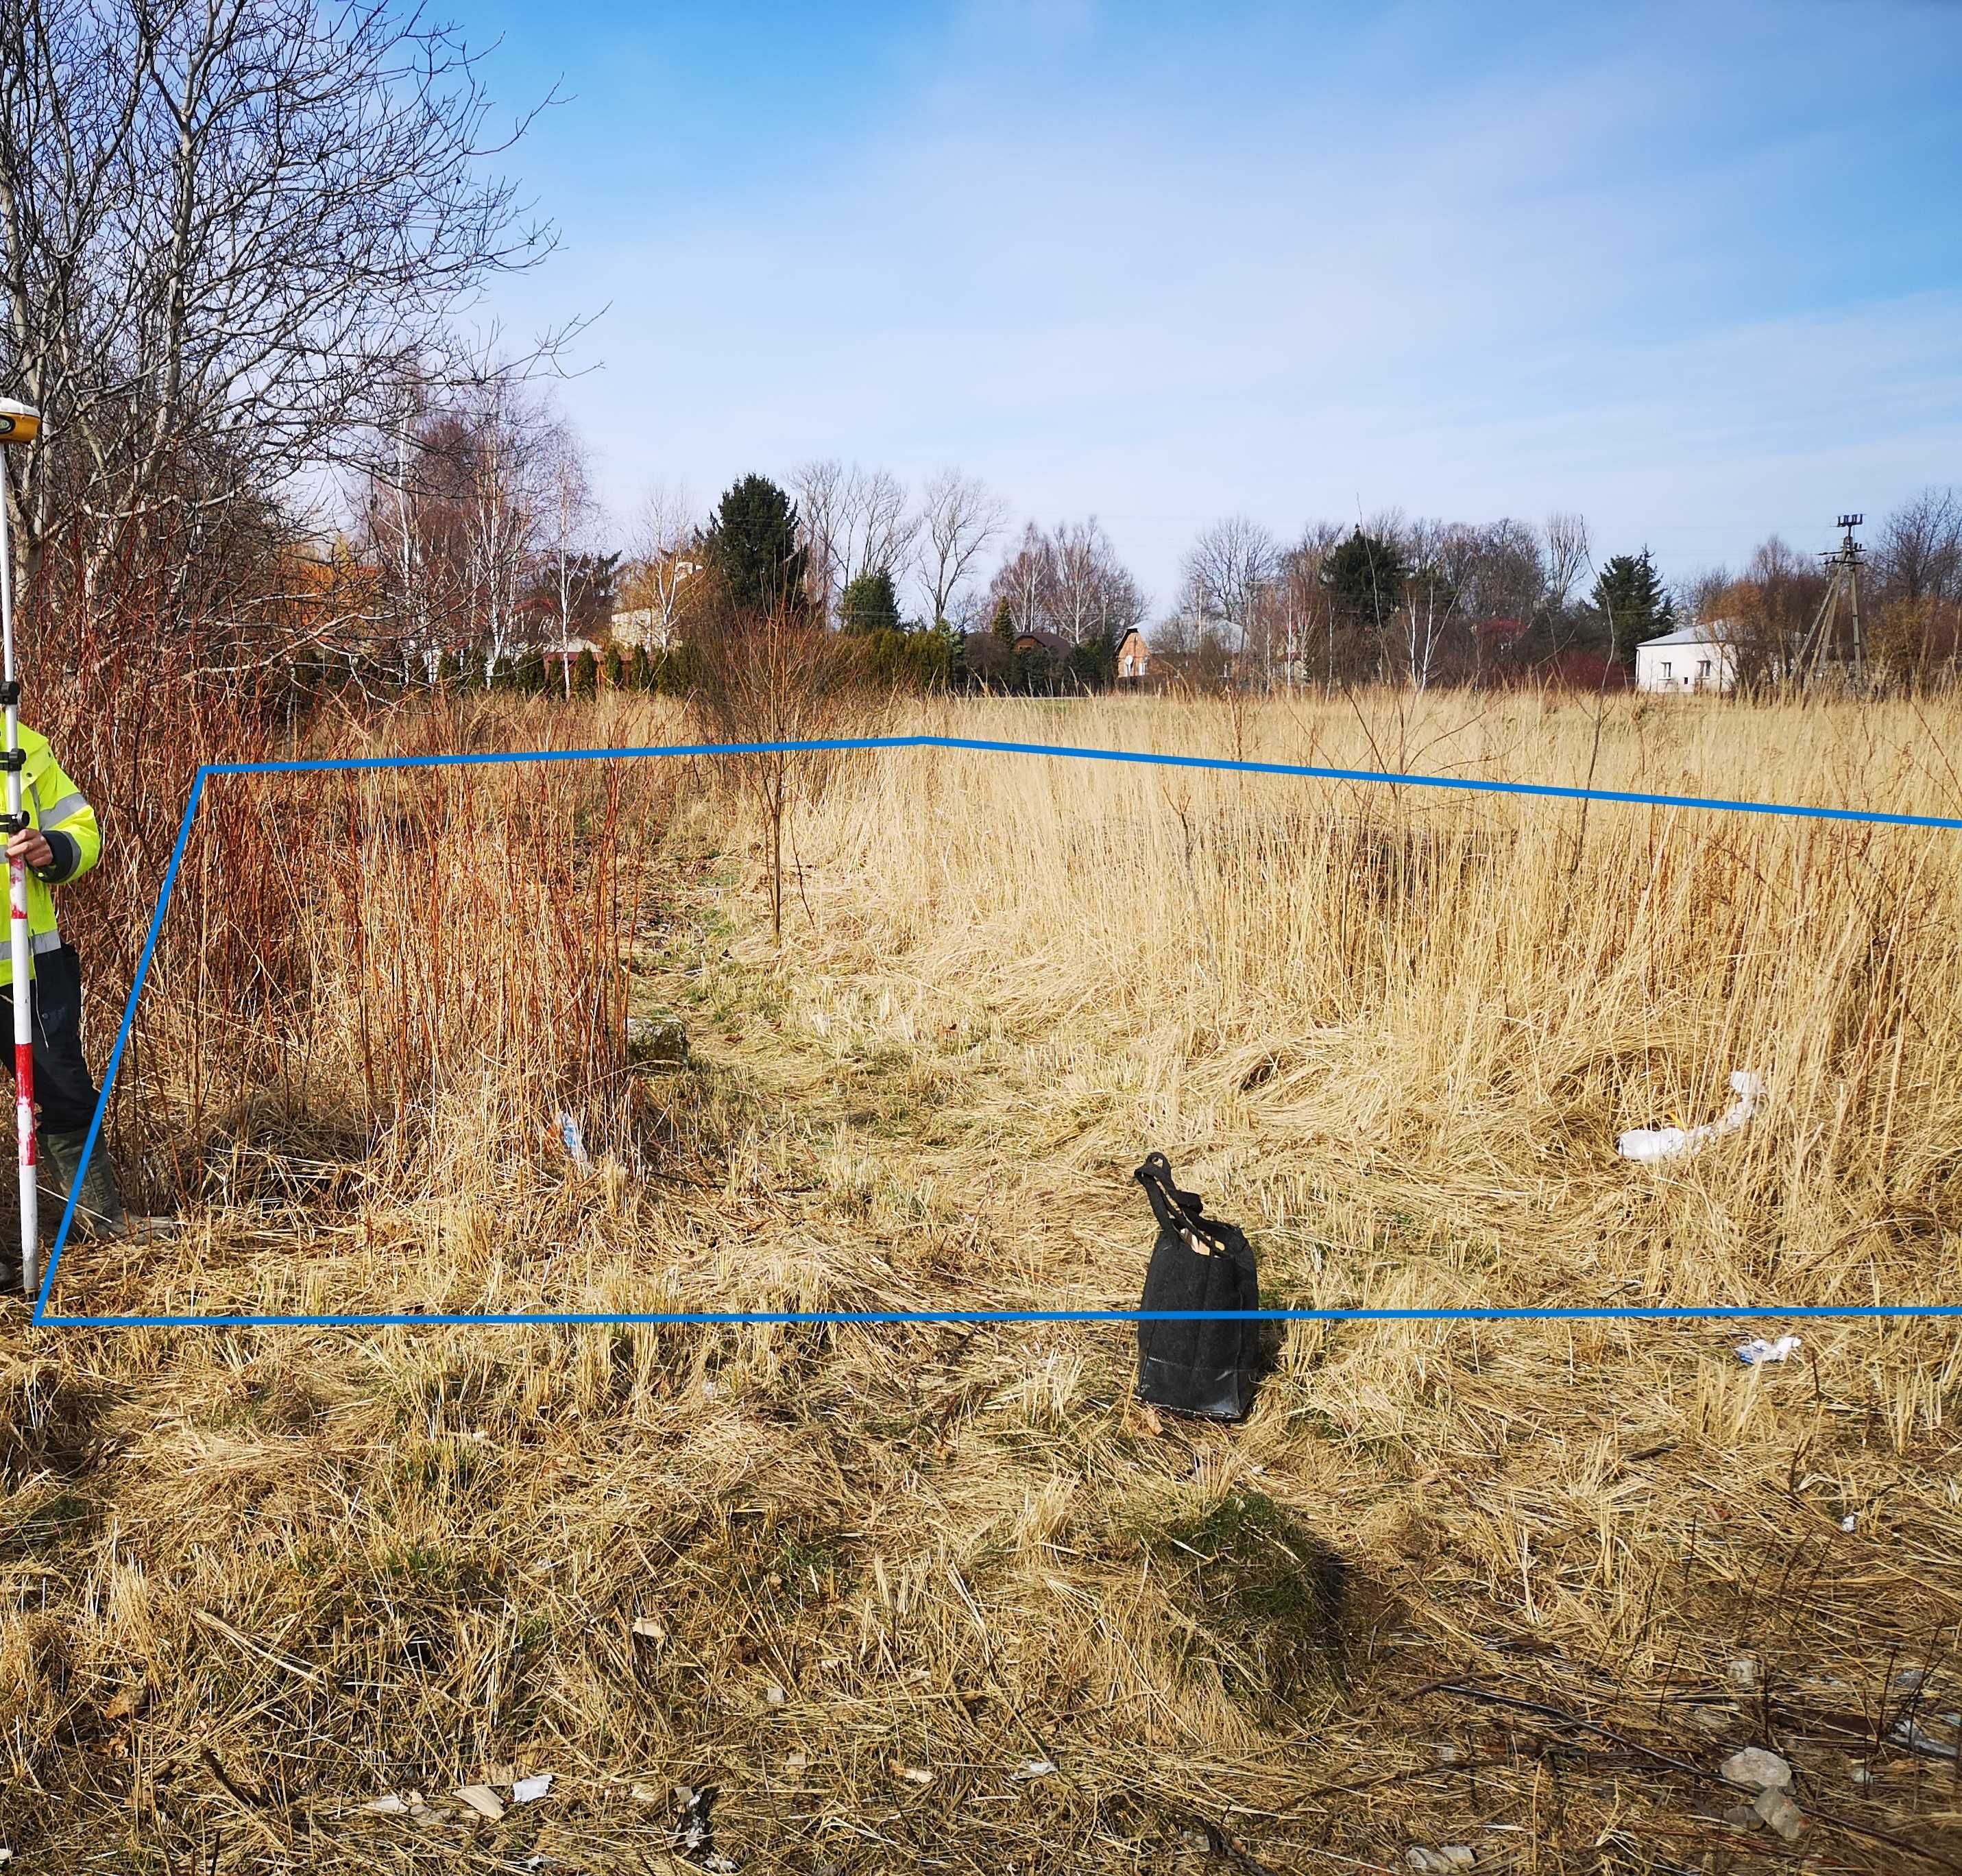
left=27, top=1303, right=1962, bottom=1329
left=198, top=733, right=1962, bottom=832
left=34, top=735, right=1962, bottom=1330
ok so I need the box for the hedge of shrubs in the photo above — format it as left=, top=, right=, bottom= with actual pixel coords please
left=284, top=623, right=1106, bottom=702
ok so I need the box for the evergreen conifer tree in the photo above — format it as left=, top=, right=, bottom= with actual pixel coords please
left=1320, top=527, right=1410, bottom=631
left=1590, top=549, right=1675, bottom=665
left=702, top=474, right=808, bottom=616
left=840, top=568, right=902, bottom=635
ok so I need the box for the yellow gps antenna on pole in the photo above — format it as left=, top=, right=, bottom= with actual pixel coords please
left=0, top=398, right=42, bottom=1296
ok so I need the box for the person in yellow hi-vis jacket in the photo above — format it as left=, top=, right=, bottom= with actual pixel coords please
left=0, top=726, right=136, bottom=1279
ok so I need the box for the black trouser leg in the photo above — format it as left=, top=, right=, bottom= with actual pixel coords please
left=0, top=943, right=125, bottom=1240
left=0, top=942, right=106, bottom=1131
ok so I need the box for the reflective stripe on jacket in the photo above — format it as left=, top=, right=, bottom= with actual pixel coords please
left=0, top=727, right=101, bottom=988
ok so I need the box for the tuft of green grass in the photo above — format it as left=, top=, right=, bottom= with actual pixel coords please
left=1154, top=1490, right=1348, bottom=1711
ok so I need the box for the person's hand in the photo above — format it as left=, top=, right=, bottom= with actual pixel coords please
left=5, top=828, right=53, bottom=872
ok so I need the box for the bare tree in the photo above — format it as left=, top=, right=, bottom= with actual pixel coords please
left=540, top=418, right=595, bottom=690
left=917, top=469, right=1005, bottom=627
left=1181, top=516, right=1279, bottom=677
left=363, top=378, right=559, bottom=679
left=1279, top=521, right=1348, bottom=686
left=1543, top=512, right=1592, bottom=612
left=689, top=606, right=860, bottom=941
left=790, top=459, right=847, bottom=625
left=1674, top=565, right=1732, bottom=626
left=1153, top=608, right=1204, bottom=655
left=1152, top=607, right=1233, bottom=686
left=618, top=481, right=701, bottom=649
left=1398, top=519, right=1474, bottom=691
left=987, top=517, right=1144, bottom=654
left=790, top=461, right=917, bottom=623
left=1047, top=517, right=1143, bottom=649
left=837, top=466, right=916, bottom=594
left=989, top=522, right=1054, bottom=636
left=0, top=0, right=562, bottom=614
left=1876, top=487, right=1962, bottom=603
left=1457, top=519, right=1545, bottom=622
left=1719, top=536, right=1827, bottom=684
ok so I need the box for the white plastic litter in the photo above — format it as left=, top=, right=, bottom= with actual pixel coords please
left=512, top=1772, right=554, bottom=1803
left=361, top=1793, right=413, bottom=1815
left=1890, top=1718, right=1961, bottom=1761
left=455, top=1784, right=505, bottom=1820
left=1618, top=1071, right=1765, bottom=1164
left=1010, top=1759, right=1058, bottom=1780
left=557, top=1113, right=592, bottom=1172
left=1736, top=1335, right=1802, bottom=1366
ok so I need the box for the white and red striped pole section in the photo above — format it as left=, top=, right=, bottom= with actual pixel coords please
left=0, top=482, right=34, bottom=1295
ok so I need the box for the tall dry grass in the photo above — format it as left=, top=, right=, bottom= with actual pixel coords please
left=4, top=684, right=1962, bottom=1873
left=779, top=689, right=1962, bottom=1315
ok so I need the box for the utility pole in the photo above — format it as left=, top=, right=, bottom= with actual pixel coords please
left=1797, top=514, right=1867, bottom=689
left=0, top=399, right=41, bottom=1295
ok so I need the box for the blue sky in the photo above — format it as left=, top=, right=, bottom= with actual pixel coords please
left=459, top=0, right=1962, bottom=614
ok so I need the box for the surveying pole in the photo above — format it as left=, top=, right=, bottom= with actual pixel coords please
left=0, top=399, right=40, bottom=1296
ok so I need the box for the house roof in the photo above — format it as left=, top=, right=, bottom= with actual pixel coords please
left=1013, top=627, right=1073, bottom=654
left=1638, top=618, right=1734, bottom=650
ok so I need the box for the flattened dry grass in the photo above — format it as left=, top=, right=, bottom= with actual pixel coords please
left=5, top=686, right=1962, bottom=1871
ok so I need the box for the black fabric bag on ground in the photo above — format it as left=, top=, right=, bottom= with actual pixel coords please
left=1133, top=1152, right=1261, bottom=1421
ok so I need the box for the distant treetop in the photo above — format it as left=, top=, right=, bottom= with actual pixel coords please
left=1590, top=549, right=1675, bottom=664
left=1320, top=527, right=1411, bottom=632
left=703, top=474, right=808, bottom=616
left=840, top=567, right=903, bottom=635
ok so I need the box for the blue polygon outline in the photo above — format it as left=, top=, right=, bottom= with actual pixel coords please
left=32, top=732, right=1962, bottom=1330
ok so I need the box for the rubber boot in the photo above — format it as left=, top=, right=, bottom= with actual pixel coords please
left=36, top=1125, right=130, bottom=1241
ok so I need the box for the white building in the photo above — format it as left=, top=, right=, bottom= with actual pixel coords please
left=608, top=607, right=680, bottom=650
left=1634, top=619, right=1737, bottom=695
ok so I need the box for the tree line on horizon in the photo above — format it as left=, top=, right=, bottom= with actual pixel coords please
left=596, top=464, right=1962, bottom=696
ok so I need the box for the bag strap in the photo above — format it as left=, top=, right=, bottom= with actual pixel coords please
left=1134, top=1153, right=1232, bottom=1254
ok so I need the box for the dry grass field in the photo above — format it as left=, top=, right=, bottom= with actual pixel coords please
left=5, top=685, right=1962, bottom=1873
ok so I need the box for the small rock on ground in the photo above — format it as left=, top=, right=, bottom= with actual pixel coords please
left=1721, top=1746, right=1793, bottom=1790
left=1754, top=1788, right=1805, bottom=1841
